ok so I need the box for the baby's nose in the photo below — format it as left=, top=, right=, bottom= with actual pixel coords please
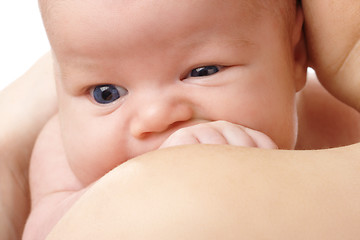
left=130, top=97, right=193, bottom=138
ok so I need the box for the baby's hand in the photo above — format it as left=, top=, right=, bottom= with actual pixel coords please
left=160, top=120, right=278, bottom=149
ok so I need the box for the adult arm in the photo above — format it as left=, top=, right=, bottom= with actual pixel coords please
left=302, top=0, right=360, bottom=110
left=0, top=52, right=57, bottom=240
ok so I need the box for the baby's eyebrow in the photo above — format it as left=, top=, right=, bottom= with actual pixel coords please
left=183, top=36, right=256, bottom=52
left=225, top=38, right=256, bottom=48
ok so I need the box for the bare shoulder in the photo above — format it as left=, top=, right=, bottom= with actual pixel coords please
left=296, top=72, right=360, bottom=149
left=47, top=144, right=360, bottom=239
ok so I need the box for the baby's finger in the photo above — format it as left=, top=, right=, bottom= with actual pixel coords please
left=160, top=123, right=228, bottom=148
left=159, top=130, right=199, bottom=149
left=188, top=124, right=228, bottom=145
left=210, top=121, right=258, bottom=147
left=243, top=128, right=278, bottom=149
left=208, top=121, right=278, bottom=149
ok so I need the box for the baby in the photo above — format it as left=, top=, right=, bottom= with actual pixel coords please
left=46, top=0, right=305, bottom=185
left=24, top=0, right=306, bottom=239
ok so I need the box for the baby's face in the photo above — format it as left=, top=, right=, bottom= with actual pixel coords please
left=46, top=0, right=305, bottom=184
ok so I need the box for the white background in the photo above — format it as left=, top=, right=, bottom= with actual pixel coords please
left=0, top=1, right=50, bottom=91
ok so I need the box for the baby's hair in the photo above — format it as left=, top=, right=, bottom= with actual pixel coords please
left=255, top=0, right=299, bottom=37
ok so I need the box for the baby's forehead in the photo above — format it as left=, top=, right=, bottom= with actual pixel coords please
left=40, top=0, right=293, bottom=17
left=40, top=0, right=293, bottom=31
left=40, top=0, right=296, bottom=33
left=42, top=0, right=296, bottom=60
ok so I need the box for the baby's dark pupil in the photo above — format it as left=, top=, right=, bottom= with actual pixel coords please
left=198, top=68, right=209, bottom=76
left=102, top=89, right=113, bottom=101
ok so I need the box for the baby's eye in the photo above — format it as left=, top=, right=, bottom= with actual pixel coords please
left=189, top=65, right=220, bottom=77
left=91, top=84, right=128, bottom=104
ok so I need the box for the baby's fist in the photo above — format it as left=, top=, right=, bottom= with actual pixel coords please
left=160, top=120, right=278, bottom=149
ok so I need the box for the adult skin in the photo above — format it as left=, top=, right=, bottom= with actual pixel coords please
left=46, top=0, right=360, bottom=239
left=302, top=0, right=360, bottom=111
left=0, top=53, right=57, bottom=240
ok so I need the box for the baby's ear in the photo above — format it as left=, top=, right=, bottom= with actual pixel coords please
left=292, top=5, right=307, bottom=92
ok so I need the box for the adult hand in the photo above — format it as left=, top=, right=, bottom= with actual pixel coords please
left=302, top=0, right=360, bottom=110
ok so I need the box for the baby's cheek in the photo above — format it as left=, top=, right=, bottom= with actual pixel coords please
left=62, top=125, right=126, bottom=186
